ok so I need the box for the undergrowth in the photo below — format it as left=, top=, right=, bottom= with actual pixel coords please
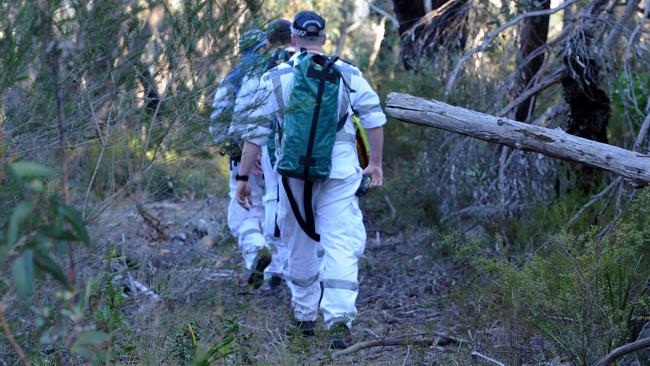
left=434, top=190, right=650, bottom=365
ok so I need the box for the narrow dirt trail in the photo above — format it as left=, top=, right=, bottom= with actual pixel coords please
left=88, top=197, right=524, bottom=365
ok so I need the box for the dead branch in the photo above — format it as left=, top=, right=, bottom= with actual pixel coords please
left=471, top=351, right=506, bottom=366
left=603, top=0, right=642, bottom=52
left=0, top=304, right=29, bottom=366
left=368, top=17, right=387, bottom=68
left=633, top=100, right=650, bottom=152
left=46, top=36, right=77, bottom=285
left=566, top=177, right=622, bottom=228
left=136, top=204, right=170, bottom=241
left=532, top=102, right=569, bottom=128
left=384, top=194, right=397, bottom=219
left=126, top=273, right=161, bottom=301
left=365, top=0, right=399, bottom=30
left=385, top=92, right=650, bottom=186
left=332, top=331, right=467, bottom=357
left=596, top=337, right=650, bottom=366
left=445, top=0, right=578, bottom=94
left=497, top=67, right=566, bottom=117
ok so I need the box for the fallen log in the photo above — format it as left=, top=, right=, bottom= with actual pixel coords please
left=385, top=92, right=650, bottom=187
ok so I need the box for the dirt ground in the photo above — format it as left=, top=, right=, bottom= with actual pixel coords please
left=87, top=196, right=558, bottom=365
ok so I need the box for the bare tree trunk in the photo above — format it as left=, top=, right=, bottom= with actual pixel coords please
left=512, top=0, right=551, bottom=122
left=335, top=0, right=353, bottom=56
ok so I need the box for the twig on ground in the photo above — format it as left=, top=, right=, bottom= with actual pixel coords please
left=136, top=203, right=170, bottom=241
left=364, top=327, right=381, bottom=338
left=332, top=331, right=467, bottom=357
left=471, top=351, right=506, bottom=366
left=384, top=194, right=397, bottom=219
left=0, top=304, right=29, bottom=366
left=401, top=345, right=412, bottom=366
left=126, top=274, right=161, bottom=301
left=596, top=337, right=650, bottom=366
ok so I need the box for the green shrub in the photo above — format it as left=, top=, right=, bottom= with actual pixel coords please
left=490, top=190, right=650, bottom=365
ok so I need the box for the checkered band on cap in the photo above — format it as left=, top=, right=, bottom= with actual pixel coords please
left=290, top=25, right=324, bottom=37
left=292, top=11, right=326, bottom=37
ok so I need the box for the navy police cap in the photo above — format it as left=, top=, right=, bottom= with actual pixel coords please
left=291, top=11, right=326, bottom=37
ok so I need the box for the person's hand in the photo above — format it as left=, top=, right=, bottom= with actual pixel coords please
left=362, top=164, right=383, bottom=188
left=251, top=155, right=263, bottom=176
left=236, top=180, right=252, bottom=210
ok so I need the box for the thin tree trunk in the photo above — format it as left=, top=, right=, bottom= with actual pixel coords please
left=512, top=0, right=551, bottom=122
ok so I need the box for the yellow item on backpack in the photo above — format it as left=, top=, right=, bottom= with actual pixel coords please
left=353, top=115, right=370, bottom=169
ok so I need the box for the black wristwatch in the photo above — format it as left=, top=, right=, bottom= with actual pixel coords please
left=235, top=174, right=249, bottom=182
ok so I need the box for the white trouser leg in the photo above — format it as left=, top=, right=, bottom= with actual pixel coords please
left=278, top=178, right=321, bottom=321
left=261, top=146, right=288, bottom=278
left=317, top=169, right=366, bottom=329
left=263, top=198, right=289, bottom=277
left=227, top=163, right=266, bottom=270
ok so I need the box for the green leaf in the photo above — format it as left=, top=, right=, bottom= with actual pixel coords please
left=10, top=161, right=55, bottom=179
left=74, top=330, right=110, bottom=346
left=7, top=202, right=34, bottom=247
left=11, top=250, right=34, bottom=297
left=71, top=330, right=110, bottom=360
left=39, top=227, right=79, bottom=242
left=33, top=249, right=68, bottom=287
left=62, top=205, right=91, bottom=245
left=26, top=179, right=44, bottom=192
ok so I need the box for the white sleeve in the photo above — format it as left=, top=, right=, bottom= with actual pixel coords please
left=210, top=83, right=233, bottom=121
left=208, top=83, right=235, bottom=143
left=242, top=75, right=276, bottom=146
left=231, top=75, right=258, bottom=137
left=351, top=72, right=386, bottom=129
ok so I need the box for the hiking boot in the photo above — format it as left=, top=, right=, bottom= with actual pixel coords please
left=269, top=275, right=283, bottom=290
left=247, top=249, right=271, bottom=289
left=328, top=322, right=352, bottom=349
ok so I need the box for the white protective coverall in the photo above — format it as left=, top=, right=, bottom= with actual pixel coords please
left=231, top=67, right=290, bottom=278
left=210, top=82, right=268, bottom=273
left=242, top=53, right=386, bottom=327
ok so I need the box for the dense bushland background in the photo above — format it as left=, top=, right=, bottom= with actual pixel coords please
left=1, top=0, right=650, bottom=364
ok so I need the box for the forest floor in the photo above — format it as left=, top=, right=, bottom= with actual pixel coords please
left=86, top=196, right=563, bottom=365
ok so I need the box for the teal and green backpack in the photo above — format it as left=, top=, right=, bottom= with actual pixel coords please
left=276, top=51, right=353, bottom=241
left=276, top=52, right=348, bottom=181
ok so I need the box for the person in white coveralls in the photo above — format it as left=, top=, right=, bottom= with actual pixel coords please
left=210, top=20, right=293, bottom=289
left=234, top=11, right=386, bottom=348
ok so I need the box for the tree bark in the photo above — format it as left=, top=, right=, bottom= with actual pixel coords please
left=511, top=0, right=551, bottom=122
left=560, top=0, right=612, bottom=190
left=392, top=0, right=427, bottom=36
left=385, top=92, right=650, bottom=186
